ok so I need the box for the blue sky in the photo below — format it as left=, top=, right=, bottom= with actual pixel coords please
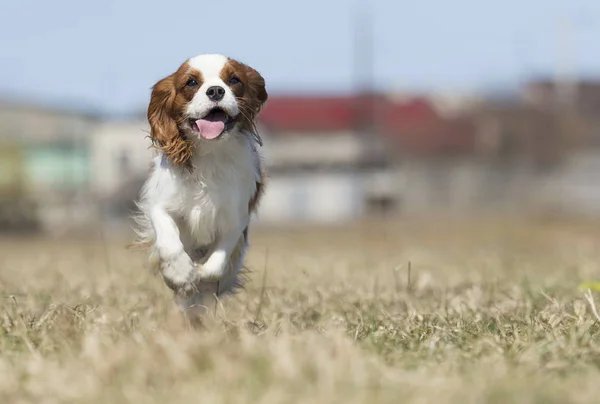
left=1, top=0, right=599, bottom=114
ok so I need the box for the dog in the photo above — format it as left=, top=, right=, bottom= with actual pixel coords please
left=132, top=54, right=268, bottom=317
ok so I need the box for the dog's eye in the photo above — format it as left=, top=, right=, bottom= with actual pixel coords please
left=229, top=76, right=241, bottom=85
left=186, top=78, right=199, bottom=87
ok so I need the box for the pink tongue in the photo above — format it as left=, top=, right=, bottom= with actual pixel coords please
left=195, top=119, right=225, bottom=140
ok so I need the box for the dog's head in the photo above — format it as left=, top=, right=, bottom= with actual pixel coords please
left=147, top=54, right=268, bottom=168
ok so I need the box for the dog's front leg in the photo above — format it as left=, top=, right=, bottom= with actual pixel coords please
left=150, top=206, right=198, bottom=296
left=196, top=219, right=249, bottom=282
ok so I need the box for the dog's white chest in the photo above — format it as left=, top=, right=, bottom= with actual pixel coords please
left=178, top=144, right=257, bottom=245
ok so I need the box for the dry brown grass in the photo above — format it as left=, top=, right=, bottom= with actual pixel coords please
left=2, top=216, right=600, bottom=403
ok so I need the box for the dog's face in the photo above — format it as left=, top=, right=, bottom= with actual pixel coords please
left=148, top=54, right=268, bottom=167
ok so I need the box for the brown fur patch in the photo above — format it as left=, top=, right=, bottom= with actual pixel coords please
left=221, top=59, right=268, bottom=135
left=147, top=62, right=204, bottom=169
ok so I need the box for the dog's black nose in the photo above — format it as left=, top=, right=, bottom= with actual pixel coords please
left=206, top=86, right=225, bottom=101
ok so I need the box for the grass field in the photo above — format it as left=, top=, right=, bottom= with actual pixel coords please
left=1, top=217, right=600, bottom=403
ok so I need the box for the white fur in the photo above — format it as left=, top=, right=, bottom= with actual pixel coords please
left=134, top=54, right=263, bottom=316
left=186, top=54, right=239, bottom=121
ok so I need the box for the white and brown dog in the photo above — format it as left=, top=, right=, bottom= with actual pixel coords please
left=133, top=54, right=267, bottom=316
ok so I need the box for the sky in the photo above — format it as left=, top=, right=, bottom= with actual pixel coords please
left=1, top=0, right=599, bottom=115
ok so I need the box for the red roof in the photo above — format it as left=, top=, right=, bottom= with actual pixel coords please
left=259, top=96, right=364, bottom=132
left=259, top=95, right=476, bottom=157
left=259, top=96, right=441, bottom=133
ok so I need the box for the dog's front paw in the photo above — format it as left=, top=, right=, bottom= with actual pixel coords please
left=160, top=253, right=198, bottom=297
left=195, top=260, right=226, bottom=283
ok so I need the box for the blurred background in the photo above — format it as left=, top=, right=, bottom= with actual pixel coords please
left=1, top=0, right=600, bottom=237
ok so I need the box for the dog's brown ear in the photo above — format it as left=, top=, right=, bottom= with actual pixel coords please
left=244, top=65, right=268, bottom=112
left=147, top=74, right=193, bottom=168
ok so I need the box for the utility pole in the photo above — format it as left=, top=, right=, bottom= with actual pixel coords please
left=353, top=5, right=381, bottom=166
left=554, top=16, right=579, bottom=165
left=555, top=16, right=577, bottom=109
left=353, top=5, right=375, bottom=135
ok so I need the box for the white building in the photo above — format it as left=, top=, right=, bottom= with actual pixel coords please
left=90, top=119, right=154, bottom=199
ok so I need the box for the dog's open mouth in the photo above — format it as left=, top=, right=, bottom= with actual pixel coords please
left=190, top=108, right=236, bottom=140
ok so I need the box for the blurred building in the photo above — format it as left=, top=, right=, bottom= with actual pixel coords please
left=256, top=96, right=394, bottom=224
left=257, top=94, right=501, bottom=221
left=0, top=101, right=153, bottom=233
left=0, top=101, right=99, bottom=233
left=518, top=79, right=600, bottom=215
left=89, top=119, right=154, bottom=221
